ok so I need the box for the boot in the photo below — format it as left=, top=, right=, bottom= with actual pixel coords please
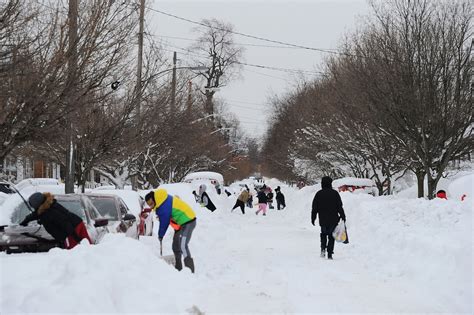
left=174, top=253, right=183, bottom=271
left=328, top=253, right=333, bottom=260
left=320, top=233, right=327, bottom=254
left=320, top=249, right=326, bottom=258
left=184, top=256, right=195, bottom=273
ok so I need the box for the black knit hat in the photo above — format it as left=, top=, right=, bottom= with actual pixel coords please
left=144, top=191, right=155, bottom=202
left=28, top=192, right=45, bottom=210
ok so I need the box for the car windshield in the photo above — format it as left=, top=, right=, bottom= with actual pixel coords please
left=10, top=198, right=86, bottom=223
left=88, top=197, right=118, bottom=220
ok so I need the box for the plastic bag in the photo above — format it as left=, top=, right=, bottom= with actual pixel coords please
left=332, top=220, right=347, bottom=243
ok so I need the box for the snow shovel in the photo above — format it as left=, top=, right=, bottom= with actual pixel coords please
left=159, top=239, right=176, bottom=266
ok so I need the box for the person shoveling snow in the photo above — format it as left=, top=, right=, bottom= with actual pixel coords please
left=145, top=189, right=197, bottom=273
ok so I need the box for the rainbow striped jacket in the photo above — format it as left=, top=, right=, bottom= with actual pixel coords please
left=152, top=189, right=196, bottom=238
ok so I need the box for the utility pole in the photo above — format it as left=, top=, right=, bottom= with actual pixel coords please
left=170, top=51, right=177, bottom=113
left=65, top=0, right=78, bottom=194
left=135, top=0, right=145, bottom=120
left=131, top=0, right=145, bottom=191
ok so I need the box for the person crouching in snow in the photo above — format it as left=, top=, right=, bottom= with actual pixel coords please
left=19, top=192, right=92, bottom=249
left=275, top=186, right=286, bottom=210
left=255, top=187, right=268, bottom=216
left=311, top=176, right=346, bottom=260
left=145, top=189, right=197, bottom=273
left=199, top=184, right=216, bottom=212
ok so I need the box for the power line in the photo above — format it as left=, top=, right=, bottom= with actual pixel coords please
left=156, top=34, right=339, bottom=51
left=160, top=41, right=324, bottom=76
left=145, top=6, right=350, bottom=57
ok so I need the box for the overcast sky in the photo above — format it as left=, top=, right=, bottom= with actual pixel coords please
left=149, top=0, right=371, bottom=137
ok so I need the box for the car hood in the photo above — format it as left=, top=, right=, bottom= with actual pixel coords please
left=0, top=224, right=55, bottom=246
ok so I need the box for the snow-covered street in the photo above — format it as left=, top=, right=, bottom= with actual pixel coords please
left=1, top=178, right=472, bottom=314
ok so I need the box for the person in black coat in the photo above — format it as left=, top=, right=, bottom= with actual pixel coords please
left=20, top=192, right=92, bottom=249
left=275, top=186, right=286, bottom=210
left=311, top=176, right=346, bottom=260
left=199, top=184, right=216, bottom=212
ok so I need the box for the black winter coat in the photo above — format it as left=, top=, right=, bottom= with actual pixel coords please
left=257, top=191, right=268, bottom=203
left=20, top=199, right=83, bottom=243
left=311, top=187, right=346, bottom=227
left=276, top=191, right=285, bottom=203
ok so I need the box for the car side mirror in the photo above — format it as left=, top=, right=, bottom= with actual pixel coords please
left=123, top=213, right=136, bottom=221
left=94, top=218, right=109, bottom=227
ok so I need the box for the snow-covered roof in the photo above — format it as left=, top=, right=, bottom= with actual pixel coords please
left=183, top=171, right=224, bottom=185
left=332, top=177, right=375, bottom=187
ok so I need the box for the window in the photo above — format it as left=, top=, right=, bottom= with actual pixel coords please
left=119, top=200, right=128, bottom=216
left=88, top=197, right=118, bottom=220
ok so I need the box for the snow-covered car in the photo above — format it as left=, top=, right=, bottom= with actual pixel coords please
left=85, top=194, right=139, bottom=239
left=87, top=190, right=153, bottom=237
left=332, top=177, right=378, bottom=196
left=183, top=171, right=224, bottom=186
left=13, top=178, right=65, bottom=196
left=0, top=194, right=109, bottom=254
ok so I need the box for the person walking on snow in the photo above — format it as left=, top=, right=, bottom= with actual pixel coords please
left=199, top=184, right=216, bottom=212
left=231, top=189, right=249, bottom=214
left=311, top=176, right=346, bottom=260
left=20, top=192, right=92, bottom=249
left=255, top=187, right=268, bottom=216
left=145, top=189, right=197, bottom=273
left=275, top=186, right=286, bottom=210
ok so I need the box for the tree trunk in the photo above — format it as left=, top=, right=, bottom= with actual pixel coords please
left=426, top=173, right=441, bottom=200
left=415, top=169, right=425, bottom=198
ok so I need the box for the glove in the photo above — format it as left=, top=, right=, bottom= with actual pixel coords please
left=158, top=237, right=163, bottom=242
left=20, top=220, right=28, bottom=227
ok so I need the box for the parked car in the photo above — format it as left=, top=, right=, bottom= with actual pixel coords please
left=85, top=194, right=139, bottom=239
left=332, top=177, right=378, bottom=196
left=88, top=190, right=153, bottom=237
left=0, top=194, right=109, bottom=254
left=0, top=181, right=14, bottom=194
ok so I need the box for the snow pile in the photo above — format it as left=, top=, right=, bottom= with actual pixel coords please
left=1, top=234, right=199, bottom=314
left=1, top=174, right=472, bottom=313
left=449, top=173, right=473, bottom=201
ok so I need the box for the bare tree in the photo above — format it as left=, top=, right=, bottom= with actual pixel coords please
left=188, top=19, right=244, bottom=116
left=338, top=0, right=473, bottom=198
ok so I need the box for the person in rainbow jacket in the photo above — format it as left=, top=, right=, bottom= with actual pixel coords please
left=145, top=189, right=197, bottom=273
